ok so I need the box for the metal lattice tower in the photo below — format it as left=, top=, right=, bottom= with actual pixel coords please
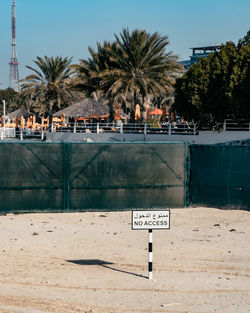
left=9, top=0, right=20, bottom=91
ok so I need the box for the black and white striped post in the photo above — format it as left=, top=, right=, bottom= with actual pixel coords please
left=148, top=229, right=153, bottom=279
left=132, top=210, right=170, bottom=280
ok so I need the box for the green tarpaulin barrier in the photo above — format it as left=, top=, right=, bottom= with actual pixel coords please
left=2, top=142, right=249, bottom=213
left=0, top=142, right=188, bottom=213
left=190, top=145, right=250, bottom=210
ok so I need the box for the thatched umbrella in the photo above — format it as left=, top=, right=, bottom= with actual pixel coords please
left=53, top=98, right=109, bottom=120
left=8, top=107, right=28, bottom=120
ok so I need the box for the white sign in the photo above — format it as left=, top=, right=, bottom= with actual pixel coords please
left=132, top=210, right=170, bottom=230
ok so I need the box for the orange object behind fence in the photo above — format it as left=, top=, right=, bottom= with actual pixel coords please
left=61, top=113, right=65, bottom=126
left=146, top=105, right=150, bottom=122
left=15, top=116, right=19, bottom=128
left=135, top=104, right=141, bottom=120
left=20, top=116, right=24, bottom=128
left=162, top=104, right=167, bottom=122
left=32, top=116, right=36, bottom=130
left=41, top=117, right=45, bottom=130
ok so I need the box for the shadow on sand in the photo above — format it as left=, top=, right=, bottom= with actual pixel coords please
left=66, top=259, right=147, bottom=279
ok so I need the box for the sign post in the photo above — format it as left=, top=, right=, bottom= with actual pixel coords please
left=132, top=210, right=170, bottom=279
left=148, top=228, right=153, bottom=279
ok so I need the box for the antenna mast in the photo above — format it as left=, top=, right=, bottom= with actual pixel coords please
left=9, top=0, right=20, bottom=91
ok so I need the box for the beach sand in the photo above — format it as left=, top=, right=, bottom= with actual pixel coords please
left=0, top=207, right=249, bottom=313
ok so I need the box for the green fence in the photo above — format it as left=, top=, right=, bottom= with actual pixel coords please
left=190, top=145, right=250, bottom=210
left=0, top=142, right=188, bottom=213
left=1, top=142, right=250, bottom=213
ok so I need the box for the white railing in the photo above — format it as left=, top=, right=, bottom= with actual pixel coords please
left=2, top=119, right=250, bottom=141
left=49, top=121, right=199, bottom=135
left=223, top=119, right=250, bottom=131
left=0, top=127, right=45, bottom=141
left=0, top=127, right=16, bottom=139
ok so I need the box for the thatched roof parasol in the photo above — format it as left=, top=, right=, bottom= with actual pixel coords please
left=53, top=98, right=109, bottom=119
left=8, top=107, right=28, bottom=120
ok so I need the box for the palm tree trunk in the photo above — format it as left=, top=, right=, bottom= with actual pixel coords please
left=49, top=100, right=53, bottom=126
left=108, top=96, right=115, bottom=122
left=130, top=90, right=137, bottom=122
left=141, top=96, right=148, bottom=122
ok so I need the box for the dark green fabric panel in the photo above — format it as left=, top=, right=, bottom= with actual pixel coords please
left=70, top=143, right=186, bottom=186
left=0, top=142, right=187, bottom=213
left=0, top=143, right=65, bottom=212
left=190, top=145, right=250, bottom=210
left=0, top=189, right=63, bottom=212
left=70, top=186, right=184, bottom=210
left=69, top=143, right=187, bottom=209
left=0, top=143, right=64, bottom=187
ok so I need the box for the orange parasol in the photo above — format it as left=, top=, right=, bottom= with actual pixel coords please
left=20, top=116, right=24, bottom=128
left=135, top=104, right=141, bottom=120
left=150, top=108, right=163, bottom=115
left=32, top=116, right=36, bottom=129
left=114, top=104, right=120, bottom=121
left=41, top=116, right=45, bottom=129
left=26, top=116, right=31, bottom=128
left=15, top=116, right=19, bottom=128
left=146, top=105, right=150, bottom=122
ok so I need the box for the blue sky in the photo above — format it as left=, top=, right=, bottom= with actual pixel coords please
left=0, top=0, right=249, bottom=89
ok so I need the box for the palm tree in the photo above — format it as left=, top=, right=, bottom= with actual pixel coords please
left=70, top=41, right=118, bottom=120
left=21, top=56, right=73, bottom=124
left=72, top=29, right=182, bottom=121
left=105, top=29, right=182, bottom=121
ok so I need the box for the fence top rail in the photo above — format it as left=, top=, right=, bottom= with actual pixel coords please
left=0, top=141, right=189, bottom=145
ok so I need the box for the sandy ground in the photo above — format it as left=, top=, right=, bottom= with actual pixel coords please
left=0, top=207, right=249, bottom=313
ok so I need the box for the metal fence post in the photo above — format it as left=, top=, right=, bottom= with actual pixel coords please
left=120, top=122, right=123, bottom=134
left=169, top=123, right=171, bottom=135
left=223, top=120, right=226, bottom=131
left=51, top=122, right=54, bottom=133
left=20, top=128, right=23, bottom=141
left=97, top=122, right=99, bottom=133
left=63, top=143, right=70, bottom=210
left=74, top=122, right=76, bottom=134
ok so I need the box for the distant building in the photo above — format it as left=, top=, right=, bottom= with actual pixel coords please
left=179, top=59, right=192, bottom=70
left=180, top=45, right=221, bottom=70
